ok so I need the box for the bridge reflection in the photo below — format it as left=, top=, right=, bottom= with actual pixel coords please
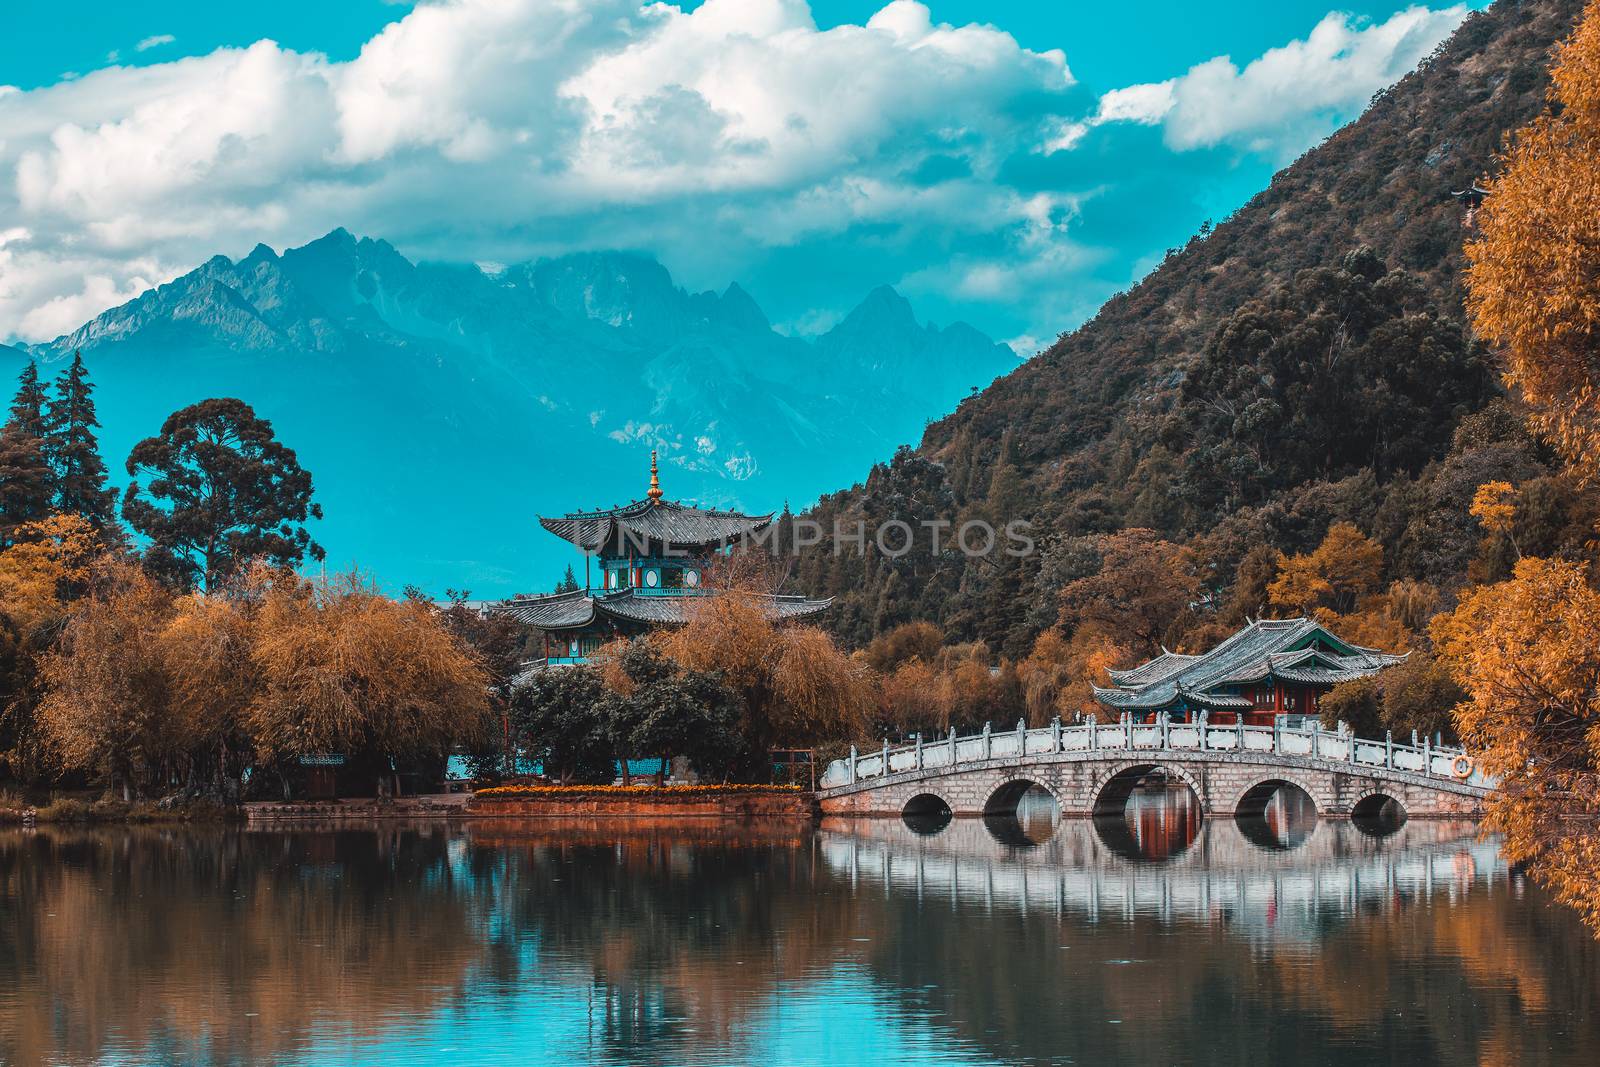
left=821, top=814, right=1504, bottom=943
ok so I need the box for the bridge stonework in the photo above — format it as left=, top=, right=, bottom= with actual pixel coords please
left=818, top=750, right=1489, bottom=819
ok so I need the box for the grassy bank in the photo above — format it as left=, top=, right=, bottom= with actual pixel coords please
left=0, top=795, right=242, bottom=825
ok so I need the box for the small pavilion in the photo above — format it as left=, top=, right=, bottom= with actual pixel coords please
left=1091, top=617, right=1406, bottom=728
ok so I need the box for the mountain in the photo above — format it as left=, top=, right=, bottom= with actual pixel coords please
left=6, top=232, right=1016, bottom=594
left=794, top=0, right=1587, bottom=655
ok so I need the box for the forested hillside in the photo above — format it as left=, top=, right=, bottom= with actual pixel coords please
left=795, top=0, right=1590, bottom=660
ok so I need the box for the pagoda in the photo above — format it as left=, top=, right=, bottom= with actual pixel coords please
left=1091, top=617, right=1406, bottom=728
left=505, top=452, right=831, bottom=664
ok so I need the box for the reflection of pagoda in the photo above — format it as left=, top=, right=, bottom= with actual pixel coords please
left=505, top=452, right=831, bottom=664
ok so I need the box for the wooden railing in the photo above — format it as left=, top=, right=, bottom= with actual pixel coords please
left=820, top=714, right=1492, bottom=790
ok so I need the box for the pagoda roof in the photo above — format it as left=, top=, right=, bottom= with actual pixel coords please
left=1092, top=617, right=1406, bottom=711
left=538, top=498, right=774, bottom=552
left=501, top=588, right=830, bottom=631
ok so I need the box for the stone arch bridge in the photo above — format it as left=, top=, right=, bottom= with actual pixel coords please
left=818, top=718, right=1492, bottom=819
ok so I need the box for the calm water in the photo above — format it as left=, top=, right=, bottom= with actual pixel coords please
left=2, top=794, right=1598, bottom=1066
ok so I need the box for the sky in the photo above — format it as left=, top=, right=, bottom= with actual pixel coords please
left=0, top=0, right=1485, bottom=355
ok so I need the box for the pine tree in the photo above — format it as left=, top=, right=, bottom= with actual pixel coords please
left=43, top=352, right=116, bottom=529
left=0, top=364, right=53, bottom=547
left=7, top=362, right=48, bottom=438
left=556, top=564, right=580, bottom=593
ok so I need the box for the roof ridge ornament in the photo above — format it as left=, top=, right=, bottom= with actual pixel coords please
left=647, top=449, right=664, bottom=504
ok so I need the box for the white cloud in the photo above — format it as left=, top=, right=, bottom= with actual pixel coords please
left=1094, top=6, right=1468, bottom=158
left=0, top=0, right=1470, bottom=345
left=0, top=0, right=1077, bottom=342
left=136, top=34, right=177, bottom=53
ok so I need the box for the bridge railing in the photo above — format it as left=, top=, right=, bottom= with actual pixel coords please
left=819, top=715, right=1493, bottom=790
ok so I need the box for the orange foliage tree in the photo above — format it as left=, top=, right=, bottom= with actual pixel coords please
left=1465, top=0, right=1600, bottom=470
left=1057, top=529, right=1201, bottom=657
left=247, top=571, right=492, bottom=793
left=36, top=560, right=181, bottom=799
left=657, top=587, right=871, bottom=755
left=1433, top=558, right=1600, bottom=931
left=1267, top=522, right=1384, bottom=617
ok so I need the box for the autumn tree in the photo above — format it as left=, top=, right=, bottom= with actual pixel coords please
left=36, top=561, right=180, bottom=799
left=1465, top=0, right=1600, bottom=471
left=43, top=352, right=117, bottom=530
left=1057, top=529, right=1200, bottom=656
left=0, top=514, right=108, bottom=782
left=659, top=587, right=872, bottom=765
left=863, top=620, right=944, bottom=672
left=1433, top=558, right=1600, bottom=931
left=161, top=587, right=258, bottom=798
left=122, top=398, right=324, bottom=590
left=247, top=571, right=490, bottom=795
left=1267, top=522, right=1384, bottom=617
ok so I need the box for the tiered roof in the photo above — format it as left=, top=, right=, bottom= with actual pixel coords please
left=538, top=498, right=773, bottom=554
left=504, top=588, right=831, bottom=631
left=1092, top=617, right=1406, bottom=712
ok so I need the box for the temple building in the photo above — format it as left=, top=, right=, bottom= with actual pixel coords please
left=1091, top=617, right=1406, bottom=728
left=505, top=452, right=831, bottom=664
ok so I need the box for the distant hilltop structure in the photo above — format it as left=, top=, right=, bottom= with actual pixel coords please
left=505, top=451, right=830, bottom=665
left=1092, top=617, right=1407, bottom=729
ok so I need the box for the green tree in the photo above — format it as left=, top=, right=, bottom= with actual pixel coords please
left=0, top=365, right=53, bottom=548
left=509, top=664, right=614, bottom=784
left=555, top=564, right=580, bottom=593
left=602, top=641, right=745, bottom=784
left=43, top=352, right=116, bottom=529
left=122, top=398, right=324, bottom=590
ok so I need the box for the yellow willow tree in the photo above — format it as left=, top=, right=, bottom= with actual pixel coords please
left=1433, top=557, right=1600, bottom=931
left=36, top=560, right=183, bottom=799
left=658, top=587, right=872, bottom=758
left=0, top=514, right=106, bottom=781
left=1465, top=0, right=1600, bottom=469
left=161, top=587, right=259, bottom=797
left=246, top=571, right=492, bottom=795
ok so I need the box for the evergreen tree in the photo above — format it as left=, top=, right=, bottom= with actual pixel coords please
left=0, top=365, right=52, bottom=547
left=7, top=362, right=48, bottom=438
left=122, top=397, right=324, bottom=590
left=555, top=564, right=580, bottom=593
left=43, top=352, right=117, bottom=529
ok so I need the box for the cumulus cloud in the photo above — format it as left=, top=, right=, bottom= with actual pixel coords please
left=1093, top=5, right=1468, bottom=158
left=0, top=0, right=1079, bottom=341
left=0, top=0, right=1469, bottom=345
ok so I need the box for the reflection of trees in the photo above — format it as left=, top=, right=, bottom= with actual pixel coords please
left=466, top=822, right=848, bottom=1065
left=834, top=823, right=1600, bottom=1066
left=0, top=827, right=485, bottom=1067
left=2, top=821, right=1598, bottom=1067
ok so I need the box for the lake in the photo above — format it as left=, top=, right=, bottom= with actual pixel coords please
left=2, top=794, right=1597, bottom=1066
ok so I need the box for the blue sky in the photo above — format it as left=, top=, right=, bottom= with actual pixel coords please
left=0, top=0, right=1483, bottom=352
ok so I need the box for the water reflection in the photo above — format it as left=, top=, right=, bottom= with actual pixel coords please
left=1235, top=783, right=1319, bottom=850
left=980, top=783, right=1059, bottom=846
left=1, top=816, right=1597, bottom=1067
left=1092, top=775, right=1203, bottom=861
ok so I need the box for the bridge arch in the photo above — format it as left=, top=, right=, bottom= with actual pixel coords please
left=1233, top=775, right=1321, bottom=818
left=1351, top=790, right=1407, bottom=834
left=901, top=792, right=953, bottom=835
left=981, top=778, right=1060, bottom=847
left=982, top=777, right=1059, bottom=816
left=1089, top=762, right=1207, bottom=816
left=1233, top=778, right=1319, bottom=850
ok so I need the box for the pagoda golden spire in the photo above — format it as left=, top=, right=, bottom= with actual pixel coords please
left=647, top=449, right=663, bottom=503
